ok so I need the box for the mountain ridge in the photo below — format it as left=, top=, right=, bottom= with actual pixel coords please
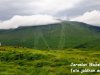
left=0, top=21, right=100, bottom=50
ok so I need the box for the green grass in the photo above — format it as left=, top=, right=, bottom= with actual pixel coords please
left=0, top=46, right=100, bottom=75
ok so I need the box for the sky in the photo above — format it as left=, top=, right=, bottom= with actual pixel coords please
left=0, top=0, right=100, bottom=29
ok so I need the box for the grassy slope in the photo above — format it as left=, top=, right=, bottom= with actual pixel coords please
left=0, top=21, right=100, bottom=50
left=0, top=46, right=100, bottom=75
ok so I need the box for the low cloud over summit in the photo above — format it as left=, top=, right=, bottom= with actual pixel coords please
left=0, top=15, right=60, bottom=29
left=0, top=0, right=100, bottom=29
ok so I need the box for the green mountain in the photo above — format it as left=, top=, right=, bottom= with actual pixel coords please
left=0, top=21, right=100, bottom=50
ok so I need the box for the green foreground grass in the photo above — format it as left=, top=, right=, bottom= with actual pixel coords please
left=0, top=46, right=100, bottom=75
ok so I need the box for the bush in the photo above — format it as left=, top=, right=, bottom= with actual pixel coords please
left=34, top=61, right=51, bottom=67
left=0, top=51, right=47, bottom=61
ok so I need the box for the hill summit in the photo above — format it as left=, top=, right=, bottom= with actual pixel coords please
left=0, top=21, right=100, bottom=50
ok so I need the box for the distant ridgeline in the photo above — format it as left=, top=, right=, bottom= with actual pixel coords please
left=0, top=21, right=100, bottom=50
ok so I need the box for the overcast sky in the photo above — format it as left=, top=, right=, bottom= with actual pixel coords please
left=0, top=0, right=100, bottom=29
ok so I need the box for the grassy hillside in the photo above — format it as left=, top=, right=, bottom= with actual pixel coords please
left=0, top=21, right=100, bottom=75
left=0, top=21, right=100, bottom=50
left=0, top=46, right=100, bottom=75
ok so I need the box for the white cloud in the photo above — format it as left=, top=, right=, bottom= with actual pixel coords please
left=0, top=15, right=60, bottom=29
left=71, top=10, right=100, bottom=26
left=0, top=0, right=83, bottom=15
left=0, top=0, right=84, bottom=29
left=28, top=0, right=83, bottom=14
